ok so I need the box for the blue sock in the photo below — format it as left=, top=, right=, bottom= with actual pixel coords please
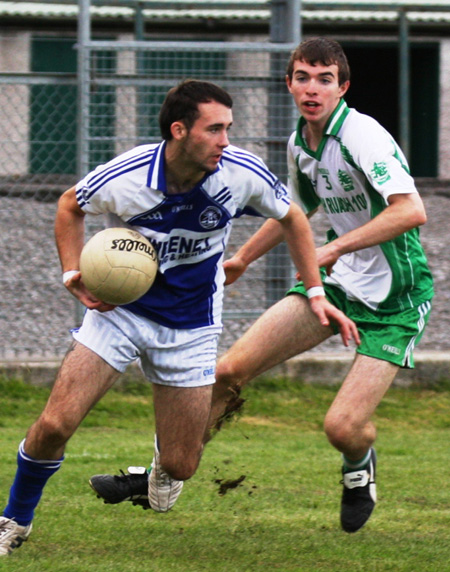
left=2, top=440, right=64, bottom=526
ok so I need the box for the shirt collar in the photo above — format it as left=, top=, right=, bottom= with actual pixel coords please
left=146, top=140, right=222, bottom=194
left=294, top=99, right=350, bottom=150
left=146, top=141, right=167, bottom=191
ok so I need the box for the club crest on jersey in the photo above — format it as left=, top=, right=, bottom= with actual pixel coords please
left=274, top=179, right=288, bottom=199
left=371, top=161, right=391, bottom=185
left=80, top=186, right=90, bottom=204
left=199, top=206, right=222, bottom=229
left=338, top=169, right=355, bottom=192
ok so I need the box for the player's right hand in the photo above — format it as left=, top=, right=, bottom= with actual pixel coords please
left=308, top=296, right=360, bottom=347
left=63, top=272, right=116, bottom=312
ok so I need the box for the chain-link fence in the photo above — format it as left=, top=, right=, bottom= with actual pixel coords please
left=1, top=28, right=448, bottom=362
left=0, top=34, right=302, bottom=360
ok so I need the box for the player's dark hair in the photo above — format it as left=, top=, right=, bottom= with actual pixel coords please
left=159, top=79, right=233, bottom=141
left=286, top=37, right=350, bottom=86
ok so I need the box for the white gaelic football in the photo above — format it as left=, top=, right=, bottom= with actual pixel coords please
left=80, top=227, right=158, bottom=305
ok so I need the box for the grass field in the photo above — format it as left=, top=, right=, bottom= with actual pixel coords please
left=0, top=375, right=449, bottom=571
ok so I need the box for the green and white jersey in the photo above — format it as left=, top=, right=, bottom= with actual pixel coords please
left=287, top=99, right=434, bottom=312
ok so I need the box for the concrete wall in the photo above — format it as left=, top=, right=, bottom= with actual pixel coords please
left=0, top=32, right=30, bottom=176
left=1, top=351, right=448, bottom=388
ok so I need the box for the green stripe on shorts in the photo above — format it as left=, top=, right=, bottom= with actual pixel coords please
left=287, top=281, right=432, bottom=369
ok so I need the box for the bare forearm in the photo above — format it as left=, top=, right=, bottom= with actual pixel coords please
left=54, top=187, right=86, bottom=272
left=233, top=218, right=284, bottom=266
left=280, top=206, right=322, bottom=290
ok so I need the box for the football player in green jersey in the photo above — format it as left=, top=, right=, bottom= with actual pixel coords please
left=212, top=37, right=433, bottom=533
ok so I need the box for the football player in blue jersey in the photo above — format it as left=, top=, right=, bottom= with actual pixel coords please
left=0, top=79, right=358, bottom=555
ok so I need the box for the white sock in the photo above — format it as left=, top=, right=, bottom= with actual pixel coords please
left=343, top=449, right=371, bottom=471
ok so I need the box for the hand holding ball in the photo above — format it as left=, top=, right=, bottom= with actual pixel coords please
left=80, top=228, right=158, bottom=305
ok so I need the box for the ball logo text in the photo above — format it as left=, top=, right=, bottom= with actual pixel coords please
left=110, top=238, right=157, bottom=261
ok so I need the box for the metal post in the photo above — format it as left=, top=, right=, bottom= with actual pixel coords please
left=134, top=1, right=145, bottom=40
left=398, top=7, right=410, bottom=161
left=266, top=0, right=301, bottom=307
left=271, top=0, right=301, bottom=43
left=135, top=1, right=147, bottom=143
left=75, top=0, right=92, bottom=325
left=77, top=0, right=91, bottom=179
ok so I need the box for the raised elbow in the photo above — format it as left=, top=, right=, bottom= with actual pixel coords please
left=404, top=195, right=427, bottom=228
left=390, top=193, right=427, bottom=230
left=413, top=205, right=427, bottom=227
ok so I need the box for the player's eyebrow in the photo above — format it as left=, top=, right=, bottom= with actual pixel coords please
left=209, top=122, right=233, bottom=129
left=295, top=69, right=336, bottom=80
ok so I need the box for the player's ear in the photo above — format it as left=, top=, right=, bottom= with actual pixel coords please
left=286, top=74, right=293, bottom=92
left=339, top=80, right=350, bottom=98
left=170, top=121, right=187, bottom=140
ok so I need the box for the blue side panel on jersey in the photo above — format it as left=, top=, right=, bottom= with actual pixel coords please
left=124, top=252, right=222, bottom=328
left=123, top=177, right=233, bottom=328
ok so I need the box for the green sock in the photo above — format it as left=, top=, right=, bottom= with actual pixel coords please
left=342, top=449, right=371, bottom=472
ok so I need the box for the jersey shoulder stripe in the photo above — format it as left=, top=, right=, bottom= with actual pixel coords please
left=78, top=147, right=156, bottom=205
left=87, top=146, right=155, bottom=190
left=223, top=146, right=276, bottom=177
left=214, top=186, right=232, bottom=205
left=222, top=146, right=278, bottom=186
left=81, top=157, right=154, bottom=205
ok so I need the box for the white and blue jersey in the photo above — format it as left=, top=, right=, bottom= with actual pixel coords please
left=76, top=142, right=290, bottom=329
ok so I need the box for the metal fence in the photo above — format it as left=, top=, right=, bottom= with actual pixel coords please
left=0, top=34, right=302, bottom=360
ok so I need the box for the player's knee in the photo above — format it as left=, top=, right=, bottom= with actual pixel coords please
left=213, top=361, right=244, bottom=414
left=160, top=452, right=198, bottom=481
left=323, top=413, right=355, bottom=451
left=34, top=412, right=73, bottom=448
left=216, top=354, right=246, bottom=387
left=166, top=465, right=195, bottom=482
